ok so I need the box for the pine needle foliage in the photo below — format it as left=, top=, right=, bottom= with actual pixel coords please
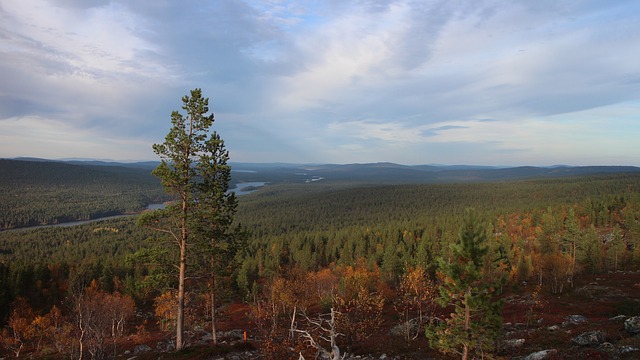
left=427, top=208, right=503, bottom=360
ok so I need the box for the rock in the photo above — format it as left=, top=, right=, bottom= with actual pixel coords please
left=156, top=340, right=175, bottom=352
left=563, top=315, right=588, bottom=326
left=619, top=345, right=640, bottom=354
left=133, top=344, right=151, bottom=355
left=609, top=315, right=627, bottom=321
left=504, top=338, right=525, bottom=348
left=575, top=285, right=626, bottom=299
left=522, top=349, right=557, bottom=360
left=599, top=342, right=614, bottom=351
left=571, top=330, right=605, bottom=346
left=624, top=316, right=640, bottom=334
left=217, top=329, right=244, bottom=340
left=603, top=233, right=616, bottom=244
left=547, top=325, right=560, bottom=332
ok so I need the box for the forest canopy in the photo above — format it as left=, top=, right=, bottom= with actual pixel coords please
left=2, top=160, right=640, bottom=358
left=0, top=159, right=167, bottom=230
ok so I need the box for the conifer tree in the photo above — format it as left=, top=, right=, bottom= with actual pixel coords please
left=138, top=88, right=235, bottom=350
left=194, top=129, right=237, bottom=345
left=427, top=209, right=503, bottom=360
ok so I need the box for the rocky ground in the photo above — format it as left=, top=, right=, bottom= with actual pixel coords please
left=498, top=271, right=640, bottom=359
left=116, top=272, right=640, bottom=359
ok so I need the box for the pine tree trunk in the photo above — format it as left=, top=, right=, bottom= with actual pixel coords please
left=176, top=231, right=187, bottom=351
left=211, top=233, right=218, bottom=346
left=176, top=119, right=192, bottom=352
left=211, top=289, right=217, bottom=345
left=462, top=289, right=471, bottom=360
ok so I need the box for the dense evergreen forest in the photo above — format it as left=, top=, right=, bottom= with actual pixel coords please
left=2, top=159, right=640, bottom=358
left=232, top=173, right=640, bottom=293
left=0, top=159, right=168, bottom=229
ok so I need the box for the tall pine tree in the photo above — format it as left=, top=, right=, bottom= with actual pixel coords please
left=194, top=126, right=238, bottom=346
left=427, top=209, right=503, bottom=360
left=138, top=88, right=236, bottom=350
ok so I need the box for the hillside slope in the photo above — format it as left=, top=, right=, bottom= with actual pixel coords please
left=0, top=159, right=166, bottom=229
left=230, top=162, right=640, bottom=184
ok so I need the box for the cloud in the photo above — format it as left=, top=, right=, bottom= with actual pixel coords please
left=328, top=120, right=426, bottom=143
left=422, top=125, right=469, bottom=137
left=0, top=115, right=155, bottom=160
left=0, top=0, right=639, bottom=165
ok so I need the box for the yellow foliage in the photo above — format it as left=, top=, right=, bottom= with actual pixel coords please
left=155, top=291, right=177, bottom=331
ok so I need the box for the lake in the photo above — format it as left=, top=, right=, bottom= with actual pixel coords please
left=3, top=203, right=166, bottom=232
left=229, top=181, right=266, bottom=195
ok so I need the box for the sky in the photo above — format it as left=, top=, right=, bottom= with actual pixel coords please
left=1, top=0, right=639, bottom=166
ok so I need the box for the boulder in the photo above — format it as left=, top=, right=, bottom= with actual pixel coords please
left=217, top=329, right=244, bottom=340
left=619, top=345, right=640, bottom=354
left=156, top=340, right=175, bottom=352
left=563, top=315, right=588, bottom=326
left=522, top=349, right=557, bottom=360
left=503, top=338, right=525, bottom=349
left=624, top=316, right=640, bottom=334
left=571, top=330, right=605, bottom=346
left=133, top=344, right=151, bottom=355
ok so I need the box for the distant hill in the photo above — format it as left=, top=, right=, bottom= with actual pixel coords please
left=11, top=157, right=160, bottom=170
left=229, top=162, right=640, bottom=184
left=0, top=159, right=166, bottom=229
left=5, top=157, right=640, bottom=185
left=1, top=159, right=158, bottom=185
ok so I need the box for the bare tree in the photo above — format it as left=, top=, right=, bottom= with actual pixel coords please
left=70, top=281, right=135, bottom=359
left=295, top=308, right=345, bottom=360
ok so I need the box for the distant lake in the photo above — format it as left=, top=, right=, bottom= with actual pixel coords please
left=145, top=203, right=167, bottom=210
left=4, top=202, right=167, bottom=232
left=232, top=169, right=257, bottom=173
left=229, top=181, right=266, bottom=195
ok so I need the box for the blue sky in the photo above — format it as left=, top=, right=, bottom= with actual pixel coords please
left=1, top=0, right=639, bottom=166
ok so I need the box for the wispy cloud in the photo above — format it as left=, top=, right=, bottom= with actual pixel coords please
left=1, top=0, right=639, bottom=165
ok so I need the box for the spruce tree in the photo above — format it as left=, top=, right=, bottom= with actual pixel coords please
left=427, top=209, right=503, bottom=360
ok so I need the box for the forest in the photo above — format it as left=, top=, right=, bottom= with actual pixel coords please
left=0, top=159, right=168, bottom=230
left=2, top=159, right=640, bottom=359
